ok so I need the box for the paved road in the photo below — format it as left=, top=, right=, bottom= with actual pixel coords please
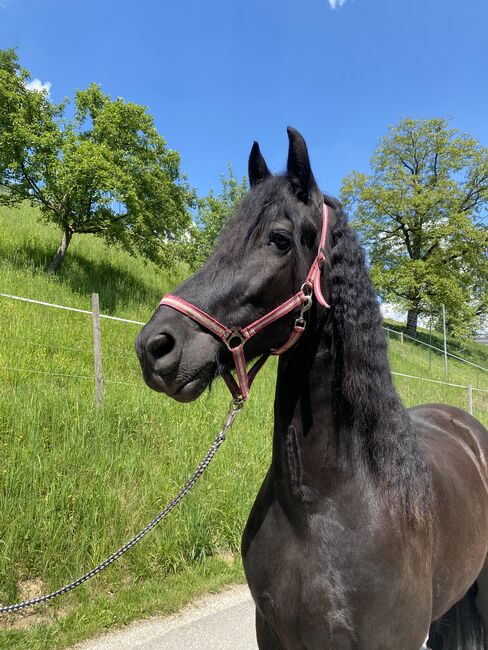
left=73, top=586, right=429, bottom=649
left=73, top=585, right=258, bottom=650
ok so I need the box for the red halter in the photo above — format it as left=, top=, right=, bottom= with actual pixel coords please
left=160, top=203, right=330, bottom=402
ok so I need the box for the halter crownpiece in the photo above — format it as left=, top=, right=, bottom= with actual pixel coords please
left=160, top=203, right=330, bottom=401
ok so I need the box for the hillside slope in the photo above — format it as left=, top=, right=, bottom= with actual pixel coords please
left=0, top=204, right=486, bottom=649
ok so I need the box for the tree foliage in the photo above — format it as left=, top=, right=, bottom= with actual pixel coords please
left=341, top=117, right=488, bottom=338
left=184, top=164, right=247, bottom=270
left=0, top=49, right=192, bottom=272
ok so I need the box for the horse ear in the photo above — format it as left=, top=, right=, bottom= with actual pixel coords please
left=287, top=127, right=317, bottom=203
left=249, top=141, right=271, bottom=188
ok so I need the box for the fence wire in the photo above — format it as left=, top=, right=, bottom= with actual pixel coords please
left=1, top=291, right=487, bottom=414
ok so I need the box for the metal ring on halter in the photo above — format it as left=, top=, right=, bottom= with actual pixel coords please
left=301, top=281, right=314, bottom=296
left=299, top=285, right=313, bottom=316
left=223, top=329, right=246, bottom=350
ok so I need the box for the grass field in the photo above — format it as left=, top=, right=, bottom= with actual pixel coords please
left=0, top=204, right=487, bottom=649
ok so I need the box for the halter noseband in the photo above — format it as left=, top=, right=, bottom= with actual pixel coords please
left=160, top=203, right=330, bottom=402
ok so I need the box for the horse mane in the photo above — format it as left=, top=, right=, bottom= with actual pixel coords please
left=210, top=178, right=431, bottom=520
left=324, top=195, right=432, bottom=521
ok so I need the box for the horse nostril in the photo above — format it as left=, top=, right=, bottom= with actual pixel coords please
left=147, top=333, right=175, bottom=360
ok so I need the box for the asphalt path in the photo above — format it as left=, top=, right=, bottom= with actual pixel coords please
left=73, top=585, right=429, bottom=649
left=73, top=585, right=258, bottom=650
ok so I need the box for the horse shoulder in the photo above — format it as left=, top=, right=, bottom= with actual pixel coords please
left=409, top=403, right=488, bottom=618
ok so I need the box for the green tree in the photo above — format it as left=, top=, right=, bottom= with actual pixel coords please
left=0, top=49, right=191, bottom=273
left=341, top=117, right=488, bottom=338
left=185, top=164, right=247, bottom=270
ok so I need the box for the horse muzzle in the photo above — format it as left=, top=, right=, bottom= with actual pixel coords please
left=135, top=307, right=220, bottom=402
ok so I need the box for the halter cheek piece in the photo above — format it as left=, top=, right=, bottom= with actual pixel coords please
left=160, top=203, right=330, bottom=402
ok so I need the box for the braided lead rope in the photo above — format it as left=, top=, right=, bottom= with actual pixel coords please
left=0, top=399, right=244, bottom=615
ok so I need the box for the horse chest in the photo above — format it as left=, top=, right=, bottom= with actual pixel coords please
left=242, top=486, right=366, bottom=641
left=242, top=477, right=432, bottom=648
left=244, top=516, right=354, bottom=645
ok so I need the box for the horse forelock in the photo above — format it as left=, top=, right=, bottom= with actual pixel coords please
left=209, top=175, right=324, bottom=275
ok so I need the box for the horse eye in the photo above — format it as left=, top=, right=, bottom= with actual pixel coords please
left=269, top=231, right=292, bottom=252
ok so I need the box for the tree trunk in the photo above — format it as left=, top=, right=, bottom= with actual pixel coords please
left=50, top=226, right=73, bottom=274
left=406, top=308, right=419, bottom=337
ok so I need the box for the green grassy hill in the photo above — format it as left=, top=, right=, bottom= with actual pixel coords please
left=0, top=204, right=487, bottom=649
left=384, top=319, right=488, bottom=375
left=386, top=330, right=488, bottom=421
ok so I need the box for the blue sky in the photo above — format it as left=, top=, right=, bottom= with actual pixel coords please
left=1, top=0, right=487, bottom=199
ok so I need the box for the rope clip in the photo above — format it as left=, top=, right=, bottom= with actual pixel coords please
left=222, top=398, right=244, bottom=433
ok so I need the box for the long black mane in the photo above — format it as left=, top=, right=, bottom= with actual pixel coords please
left=325, top=194, right=432, bottom=520
left=205, top=176, right=432, bottom=519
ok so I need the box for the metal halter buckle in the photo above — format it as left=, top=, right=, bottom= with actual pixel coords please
left=299, top=283, right=313, bottom=318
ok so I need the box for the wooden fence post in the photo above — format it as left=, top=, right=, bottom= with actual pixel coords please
left=467, top=384, right=473, bottom=416
left=91, top=293, right=104, bottom=407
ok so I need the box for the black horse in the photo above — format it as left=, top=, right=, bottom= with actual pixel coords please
left=136, top=128, right=488, bottom=649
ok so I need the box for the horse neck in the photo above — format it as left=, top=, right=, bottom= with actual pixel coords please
left=272, top=311, right=422, bottom=510
left=272, top=319, right=343, bottom=498
left=270, top=211, right=429, bottom=516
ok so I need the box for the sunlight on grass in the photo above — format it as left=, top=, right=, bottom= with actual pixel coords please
left=0, top=204, right=486, bottom=648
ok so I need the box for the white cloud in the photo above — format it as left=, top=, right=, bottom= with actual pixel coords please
left=25, top=78, right=52, bottom=98
left=328, top=0, right=348, bottom=8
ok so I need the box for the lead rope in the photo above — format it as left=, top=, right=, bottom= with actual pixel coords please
left=0, top=398, right=244, bottom=615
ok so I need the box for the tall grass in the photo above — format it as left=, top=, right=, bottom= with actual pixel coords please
left=0, top=204, right=487, bottom=648
left=385, top=319, right=488, bottom=370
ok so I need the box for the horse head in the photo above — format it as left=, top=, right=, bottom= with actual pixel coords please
left=135, top=128, right=332, bottom=402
